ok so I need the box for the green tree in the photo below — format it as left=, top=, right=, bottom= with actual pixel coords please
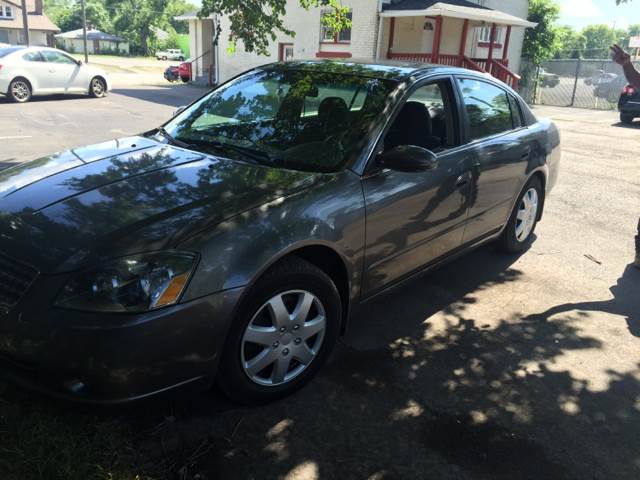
left=164, top=0, right=197, bottom=34
left=582, top=24, right=618, bottom=58
left=199, top=0, right=352, bottom=55
left=554, top=25, right=586, bottom=59
left=522, top=0, right=561, bottom=64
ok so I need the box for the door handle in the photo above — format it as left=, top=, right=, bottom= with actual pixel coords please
left=455, top=172, right=472, bottom=189
left=521, top=147, right=531, bottom=159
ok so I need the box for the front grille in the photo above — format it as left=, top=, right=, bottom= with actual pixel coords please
left=0, top=253, right=39, bottom=309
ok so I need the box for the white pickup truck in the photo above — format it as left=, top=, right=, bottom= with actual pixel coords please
left=156, top=49, right=185, bottom=61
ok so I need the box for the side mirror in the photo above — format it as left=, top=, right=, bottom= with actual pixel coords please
left=174, top=105, right=187, bottom=116
left=76, top=60, right=82, bottom=66
left=377, top=145, right=438, bottom=172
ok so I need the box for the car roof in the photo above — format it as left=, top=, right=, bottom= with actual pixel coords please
left=262, top=58, right=489, bottom=82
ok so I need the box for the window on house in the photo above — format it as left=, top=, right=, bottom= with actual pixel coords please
left=320, top=9, right=352, bottom=43
left=477, top=26, right=503, bottom=45
left=1, top=6, right=12, bottom=17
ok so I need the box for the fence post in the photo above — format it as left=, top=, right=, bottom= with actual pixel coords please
left=569, top=58, right=581, bottom=107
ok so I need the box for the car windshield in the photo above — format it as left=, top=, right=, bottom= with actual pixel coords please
left=0, top=47, right=25, bottom=58
left=163, top=68, right=397, bottom=173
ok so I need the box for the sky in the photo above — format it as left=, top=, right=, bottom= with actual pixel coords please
left=558, top=0, right=640, bottom=30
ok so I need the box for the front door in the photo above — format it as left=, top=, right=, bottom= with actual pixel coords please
left=455, top=77, right=531, bottom=243
left=278, top=43, right=294, bottom=62
left=361, top=78, right=472, bottom=295
left=41, top=50, right=86, bottom=92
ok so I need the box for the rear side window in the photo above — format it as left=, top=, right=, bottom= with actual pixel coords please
left=508, top=94, right=525, bottom=128
left=457, top=78, right=513, bottom=141
left=23, top=51, right=45, bottom=62
left=0, top=47, right=25, bottom=58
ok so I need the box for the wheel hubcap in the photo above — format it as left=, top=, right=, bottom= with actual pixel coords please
left=515, top=188, right=539, bottom=242
left=12, top=81, right=28, bottom=100
left=92, top=80, right=104, bottom=95
left=241, top=290, right=326, bottom=386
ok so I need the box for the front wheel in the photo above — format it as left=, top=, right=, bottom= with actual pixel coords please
left=495, top=177, right=544, bottom=253
left=217, top=257, right=341, bottom=404
left=8, top=78, right=31, bottom=103
left=89, top=77, right=107, bottom=98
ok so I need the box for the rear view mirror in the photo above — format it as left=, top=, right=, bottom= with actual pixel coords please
left=174, top=105, right=187, bottom=116
left=377, top=145, right=438, bottom=172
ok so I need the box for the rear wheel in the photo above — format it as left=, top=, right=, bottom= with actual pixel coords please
left=496, top=177, right=544, bottom=253
left=8, top=78, right=31, bottom=103
left=621, top=113, right=634, bottom=125
left=217, top=257, right=341, bottom=404
left=89, top=77, right=106, bottom=98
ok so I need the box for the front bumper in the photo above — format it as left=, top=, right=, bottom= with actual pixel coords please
left=0, top=278, right=243, bottom=404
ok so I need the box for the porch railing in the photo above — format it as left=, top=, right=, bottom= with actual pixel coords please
left=388, top=52, right=519, bottom=90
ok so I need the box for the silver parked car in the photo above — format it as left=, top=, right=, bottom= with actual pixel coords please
left=0, top=46, right=110, bottom=103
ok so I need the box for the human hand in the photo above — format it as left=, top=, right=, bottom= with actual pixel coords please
left=611, top=44, right=631, bottom=66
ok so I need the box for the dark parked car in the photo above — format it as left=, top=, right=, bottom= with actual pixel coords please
left=0, top=60, right=561, bottom=404
left=619, top=84, right=640, bottom=124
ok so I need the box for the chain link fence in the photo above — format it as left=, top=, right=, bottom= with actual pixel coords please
left=519, top=58, right=640, bottom=110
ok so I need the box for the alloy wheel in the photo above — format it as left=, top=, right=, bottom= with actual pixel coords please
left=11, top=81, right=29, bottom=101
left=241, top=290, right=326, bottom=387
left=515, top=188, right=539, bottom=242
left=91, top=79, right=104, bottom=96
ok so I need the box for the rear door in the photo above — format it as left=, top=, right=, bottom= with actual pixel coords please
left=361, top=77, right=473, bottom=295
left=454, top=76, right=533, bottom=244
left=18, top=50, right=49, bottom=92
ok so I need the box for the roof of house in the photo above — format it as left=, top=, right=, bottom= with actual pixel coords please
left=382, top=0, right=490, bottom=11
left=380, top=0, right=536, bottom=27
left=0, top=0, right=60, bottom=32
left=55, top=28, right=124, bottom=42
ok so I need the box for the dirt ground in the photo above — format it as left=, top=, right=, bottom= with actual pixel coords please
left=0, top=96, right=639, bottom=479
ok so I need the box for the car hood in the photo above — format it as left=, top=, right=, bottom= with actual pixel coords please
left=0, top=136, right=319, bottom=273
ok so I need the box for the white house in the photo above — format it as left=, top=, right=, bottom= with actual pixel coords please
left=55, top=28, right=129, bottom=55
left=0, top=0, right=59, bottom=46
left=180, top=0, right=534, bottom=89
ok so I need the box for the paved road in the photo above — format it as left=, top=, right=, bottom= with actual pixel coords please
left=2, top=99, right=640, bottom=479
left=0, top=84, right=208, bottom=167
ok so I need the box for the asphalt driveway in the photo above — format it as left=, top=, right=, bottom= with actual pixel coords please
left=0, top=94, right=639, bottom=479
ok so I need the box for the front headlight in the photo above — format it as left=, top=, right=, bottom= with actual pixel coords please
left=55, top=252, right=197, bottom=313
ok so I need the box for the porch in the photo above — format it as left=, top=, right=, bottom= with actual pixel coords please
left=379, top=0, right=536, bottom=90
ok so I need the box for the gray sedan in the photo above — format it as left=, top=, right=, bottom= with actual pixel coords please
left=0, top=60, right=560, bottom=403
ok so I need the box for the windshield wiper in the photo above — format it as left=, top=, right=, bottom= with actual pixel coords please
left=157, top=127, right=194, bottom=149
left=189, top=139, right=275, bottom=166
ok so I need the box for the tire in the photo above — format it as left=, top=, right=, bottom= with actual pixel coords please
left=217, top=257, right=341, bottom=404
left=495, top=176, right=544, bottom=253
left=621, top=114, right=634, bottom=125
left=89, top=77, right=107, bottom=98
left=162, top=56, right=167, bottom=60
left=8, top=77, right=31, bottom=103
left=178, top=56, right=184, bottom=61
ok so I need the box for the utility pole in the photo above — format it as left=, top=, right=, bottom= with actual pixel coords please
left=20, top=0, right=29, bottom=46
left=80, top=0, right=88, bottom=63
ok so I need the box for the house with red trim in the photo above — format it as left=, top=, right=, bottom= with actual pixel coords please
left=180, top=0, right=535, bottom=89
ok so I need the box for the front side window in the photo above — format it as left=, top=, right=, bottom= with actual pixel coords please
left=384, top=81, right=455, bottom=153
left=458, top=78, right=513, bottom=141
left=321, top=9, right=352, bottom=43
left=42, top=50, right=77, bottom=64
left=163, top=68, right=397, bottom=173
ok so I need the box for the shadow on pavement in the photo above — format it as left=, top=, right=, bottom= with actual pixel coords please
left=0, top=94, right=89, bottom=104
left=613, top=121, right=640, bottom=129
left=2, top=247, right=640, bottom=479
left=111, top=85, right=208, bottom=108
